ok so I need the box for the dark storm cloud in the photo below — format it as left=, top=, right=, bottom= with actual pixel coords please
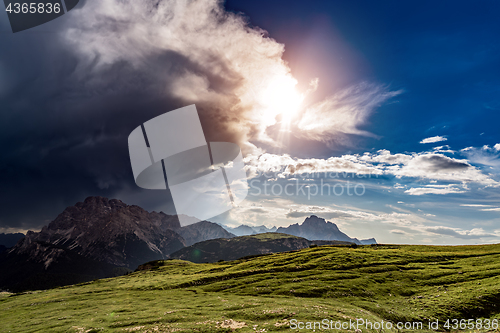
left=423, top=155, right=470, bottom=171
left=0, top=0, right=296, bottom=231
left=0, top=30, right=186, bottom=229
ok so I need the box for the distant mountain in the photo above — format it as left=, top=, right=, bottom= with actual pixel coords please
left=359, top=238, right=377, bottom=245
left=0, top=245, right=6, bottom=253
left=223, top=224, right=277, bottom=236
left=0, top=196, right=234, bottom=292
left=221, top=218, right=374, bottom=245
left=177, top=221, right=235, bottom=246
left=169, top=232, right=353, bottom=263
left=11, top=197, right=186, bottom=268
left=277, top=215, right=377, bottom=245
left=0, top=233, right=25, bottom=248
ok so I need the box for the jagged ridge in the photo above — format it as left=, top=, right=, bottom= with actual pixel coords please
left=277, top=215, right=377, bottom=245
left=0, top=196, right=234, bottom=292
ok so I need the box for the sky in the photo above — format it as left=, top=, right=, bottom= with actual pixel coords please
left=1, top=0, right=500, bottom=245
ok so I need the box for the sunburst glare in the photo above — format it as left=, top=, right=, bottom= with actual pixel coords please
left=259, top=75, right=304, bottom=125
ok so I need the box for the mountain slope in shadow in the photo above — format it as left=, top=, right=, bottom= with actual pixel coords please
left=0, top=196, right=234, bottom=292
left=168, top=232, right=353, bottom=263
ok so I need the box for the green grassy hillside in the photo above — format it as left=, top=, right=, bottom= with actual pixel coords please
left=169, top=232, right=352, bottom=263
left=2, top=243, right=500, bottom=332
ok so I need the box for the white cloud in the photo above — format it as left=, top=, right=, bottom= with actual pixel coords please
left=460, top=145, right=500, bottom=169
left=360, top=149, right=412, bottom=165
left=433, top=145, right=455, bottom=153
left=420, top=136, right=447, bottom=144
left=286, top=208, right=354, bottom=219
left=64, top=0, right=400, bottom=152
left=390, top=229, right=409, bottom=235
left=425, top=226, right=498, bottom=239
left=245, top=149, right=498, bottom=187
left=244, top=152, right=383, bottom=179
left=63, top=0, right=304, bottom=154
left=392, top=153, right=492, bottom=183
left=297, top=82, right=402, bottom=146
left=405, top=185, right=467, bottom=196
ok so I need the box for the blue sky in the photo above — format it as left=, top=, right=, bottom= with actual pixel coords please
left=1, top=0, right=500, bottom=244
left=224, top=0, right=500, bottom=155
left=212, top=0, right=500, bottom=244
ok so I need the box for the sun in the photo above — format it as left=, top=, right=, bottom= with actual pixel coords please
left=259, top=75, right=304, bottom=124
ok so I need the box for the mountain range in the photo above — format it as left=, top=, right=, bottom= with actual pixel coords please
left=223, top=224, right=277, bottom=236
left=0, top=196, right=234, bottom=291
left=0, top=197, right=375, bottom=292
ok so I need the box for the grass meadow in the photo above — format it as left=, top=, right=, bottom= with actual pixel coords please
left=2, top=244, right=500, bottom=332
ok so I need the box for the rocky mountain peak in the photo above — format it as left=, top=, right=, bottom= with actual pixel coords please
left=277, top=215, right=376, bottom=244
left=1, top=197, right=234, bottom=291
left=8, top=196, right=236, bottom=270
left=302, top=215, right=340, bottom=231
left=302, top=215, right=324, bottom=225
left=11, top=197, right=187, bottom=267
